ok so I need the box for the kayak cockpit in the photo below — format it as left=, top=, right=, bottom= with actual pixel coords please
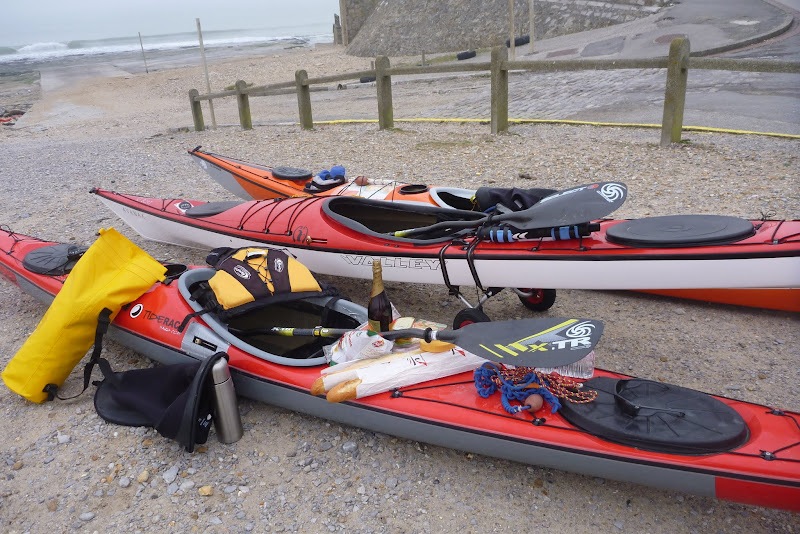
left=323, top=196, right=485, bottom=243
left=178, top=269, right=366, bottom=366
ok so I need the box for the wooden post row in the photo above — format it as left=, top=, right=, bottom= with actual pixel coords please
left=661, top=38, right=690, bottom=146
left=296, top=70, right=313, bottom=129
left=375, top=56, right=394, bottom=129
left=235, top=80, right=253, bottom=130
left=188, top=89, right=205, bottom=131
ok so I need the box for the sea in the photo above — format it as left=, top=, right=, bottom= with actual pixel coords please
left=0, top=23, right=334, bottom=77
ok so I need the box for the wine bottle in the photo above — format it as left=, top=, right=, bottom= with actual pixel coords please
left=368, top=260, right=392, bottom=333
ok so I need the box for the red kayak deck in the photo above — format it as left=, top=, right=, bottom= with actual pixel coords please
left=91, top=189, right=800, bottom=294
left=1, top=227, right=798, bottom=511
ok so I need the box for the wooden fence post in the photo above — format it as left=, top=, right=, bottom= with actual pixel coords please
left=661, top=38, right=690, bottom=146
left=491, top=46, right=509, bottom=134
left=235, top=80, right=253, bottom=130
left=375, top=55, right=394, bottom=130
left=188, top=89, right=205, bottom=131
left=295, top=69, right=313, bottom=129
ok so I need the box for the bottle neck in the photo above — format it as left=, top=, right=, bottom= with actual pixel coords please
left=371, top=263, right=384, bottom=296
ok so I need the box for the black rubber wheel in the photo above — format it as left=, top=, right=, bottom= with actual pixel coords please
left=456, top=50, right=476, bottom=61
left=505, top=35, right=530, bottom=47
left=453, top=308, right=491, bottom=330
left=517, top=288, right=556, bottom=312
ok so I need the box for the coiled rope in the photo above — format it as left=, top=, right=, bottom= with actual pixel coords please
left=474, top=362, right=598, bottom=415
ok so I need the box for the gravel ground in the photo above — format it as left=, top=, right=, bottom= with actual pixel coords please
left=0, top=46, right=799, bottom=533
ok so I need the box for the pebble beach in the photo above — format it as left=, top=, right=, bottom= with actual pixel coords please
left=0, top=44, right=799, bottom=533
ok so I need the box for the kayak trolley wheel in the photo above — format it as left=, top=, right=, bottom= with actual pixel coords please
left=453, top=308, right=491, bottom=329
left=516, top=288, right=556, bottom=312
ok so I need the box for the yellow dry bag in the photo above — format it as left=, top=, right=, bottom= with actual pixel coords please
left=2, top=228, right=166, bottom=403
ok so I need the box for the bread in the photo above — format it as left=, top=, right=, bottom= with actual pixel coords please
left=326, top=378, right=362, bottom=403
left=310, top=376, right=326, bottom=396
left=309, top=349, right=425, bottom=396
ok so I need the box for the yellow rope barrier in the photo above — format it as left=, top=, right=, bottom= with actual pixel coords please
left=310, top=117, right=800, bottom=140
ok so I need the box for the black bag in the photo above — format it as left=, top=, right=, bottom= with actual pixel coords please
left=93, top=352, right=227, bottom=453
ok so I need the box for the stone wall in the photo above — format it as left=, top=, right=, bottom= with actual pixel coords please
left=342, top=0, right=667, bottom=57
left=339, top=0, right=379, bottom=46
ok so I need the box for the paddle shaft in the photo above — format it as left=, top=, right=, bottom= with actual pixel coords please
left=230, top=317, right=604, bottom=368
left=266, top=326, right=434, bottom=341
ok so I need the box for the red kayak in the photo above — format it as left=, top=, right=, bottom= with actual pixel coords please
left=91, top=187, right=800, bottom=319
left=1, top=226, right=798, bottom=511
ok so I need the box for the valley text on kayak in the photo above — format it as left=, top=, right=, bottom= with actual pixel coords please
left=341, top=255, right=441, bottom=271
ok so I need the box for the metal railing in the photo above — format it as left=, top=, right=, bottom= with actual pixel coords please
left=188, top=38, right=800, bottom=146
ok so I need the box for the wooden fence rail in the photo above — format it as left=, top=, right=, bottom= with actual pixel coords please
left=188, top=38, right=800, bottom=146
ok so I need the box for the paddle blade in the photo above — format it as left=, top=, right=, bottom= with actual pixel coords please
left=435, top=317, right=603, bottom=368
left=498, top=182, right=627, bottom=231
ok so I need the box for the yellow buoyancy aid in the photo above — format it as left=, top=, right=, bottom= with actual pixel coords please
left=2, top=228, right=166, bottom=403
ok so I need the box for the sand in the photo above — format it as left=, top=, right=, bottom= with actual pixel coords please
left=0, top=44, right=798, bottom=533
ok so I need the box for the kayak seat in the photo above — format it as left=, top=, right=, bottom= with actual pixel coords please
left=226, top=299, right=360, bottom=359
left=323, top=196, right=484, bottom=243
left=185, top=201, right=243, bottom=218
left=606, top=215, right=755, bottom=247
left=559, top=376, right=749, bottom=454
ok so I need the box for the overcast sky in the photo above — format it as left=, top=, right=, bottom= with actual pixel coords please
left=3, top=0, right=341, bottom=45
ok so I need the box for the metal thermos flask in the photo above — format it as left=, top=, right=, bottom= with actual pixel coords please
left=211, top=358, right=243, bottom=444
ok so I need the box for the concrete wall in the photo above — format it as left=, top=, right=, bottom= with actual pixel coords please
left=340, top=0, right=667, bottom=57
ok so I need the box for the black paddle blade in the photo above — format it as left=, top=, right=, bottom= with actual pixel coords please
left=434, top=317, right=603, bottom=368
left=497, top=182, right=627, bottom=231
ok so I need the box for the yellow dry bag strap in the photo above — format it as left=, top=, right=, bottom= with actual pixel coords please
left=42, top=308, right=117, bottom=401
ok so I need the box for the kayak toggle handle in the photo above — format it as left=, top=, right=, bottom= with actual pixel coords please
left=476, top=222, right=600, bottom=243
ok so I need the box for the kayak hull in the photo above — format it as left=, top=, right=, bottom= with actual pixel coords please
left=92, top=190, right=800, bottom=292
left=1, top=227, right=798, bottom=511
left=637, top=288, right=800, bottom=313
